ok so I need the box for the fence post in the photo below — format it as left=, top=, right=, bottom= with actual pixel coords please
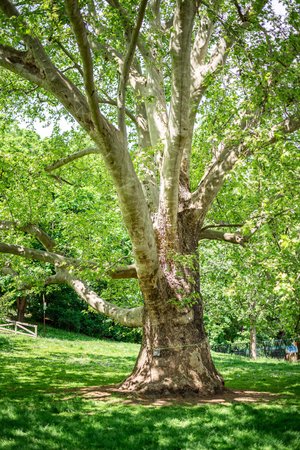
left=14, top=321, right=17, bottom=335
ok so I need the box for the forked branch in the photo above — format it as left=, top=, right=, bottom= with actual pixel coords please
left=0, top=244, right=143, bottom=327
left=198, top=209, right=293, bottom=246
left=191, top=111, right=300, bottom=224
left=0, top=221, right=139, bottom=279
left=0, top=221, right=56, bottom=251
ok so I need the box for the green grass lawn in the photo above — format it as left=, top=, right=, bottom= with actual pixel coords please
left=0, top=327, right=299, bottom=450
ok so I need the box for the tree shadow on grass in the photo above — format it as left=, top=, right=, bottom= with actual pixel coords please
left=1, top=334, right=299, bottom=449
left=0, top=395, right=299, bottom=449
left=0, top=352, right=136, bottom=399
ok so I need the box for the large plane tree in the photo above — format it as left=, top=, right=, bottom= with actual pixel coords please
left=0, top=0, right=299, bottom=394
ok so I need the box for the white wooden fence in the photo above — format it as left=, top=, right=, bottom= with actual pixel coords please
left=0, top=320, right=37, bottom=338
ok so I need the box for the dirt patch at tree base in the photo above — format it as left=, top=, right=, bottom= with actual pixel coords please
left=64, top=386, right=281, bottom=406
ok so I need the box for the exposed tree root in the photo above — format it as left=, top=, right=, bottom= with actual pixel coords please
left=62, top=385, right=281, bottom=406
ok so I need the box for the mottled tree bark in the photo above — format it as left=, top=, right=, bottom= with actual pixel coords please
left=120, top=209, right=223, bottom=394
left=121, top=276, right=223, bottom=394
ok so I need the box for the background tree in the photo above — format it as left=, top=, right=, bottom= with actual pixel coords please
left=202, top=239, right=300, bottom=359
left=199, top=119, right=300, bottom=358
left=0, top=0, right=299, bottom=394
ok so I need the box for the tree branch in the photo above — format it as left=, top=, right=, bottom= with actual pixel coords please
left=65, top=0, right=102, bottom=133
left=109, top=264, right=138, bottom=279
left=102, top=0, right=168, bottom=146
left=246, top=209, right=292, bottom=239
left=89, top=36, right=151, bottom=134
left=0, top=266, right=65, bottom=292
left=267, top=116, right=300, bottom=146
left=117, top=0, right=148, bottom=134
left=159, top=0, right=197, bottom=241
left=191, top=145, right=241, bottom=224
left=181, top=0, right=269, bottom=183
left=232, top=0, right=249, bottom=23
left=0, top=261, right=142, bottom=326
left=98, top=96, right=137, bottom=125
left=65, top=273, right=143, bottom=327
left=44, top=273, right=66, bottom=286
left=200, top=222, right=244, bottom=232
left=0, top=242, right=81, bottom=268
left=190, top=17, right=214, bottom=92
left=48, top=174, right=74, bottom=186
left=88, top=35, right=146, bottom=89
left=0, top=241, right=136, bottom=279
left=149, top=0, right=162, bottom=28
left=190, top=111, right=300, bottom=225
left=63, top=4, right=157, bottom=276
left=0, top=222, right=139, bottom=279
left=54, top=39, right=84, bottom=77
left=45, top=147, right=100, bottom=172
left=198, top=209, right=293, bottom=246
left=0, top=1, right=94, bottom=134
left=0, top=44, right=44, bottom=86
left=0, top=0, right=159, bottom=281
left=199, top=229, right=246, bottom=246
left=191, top=36, right=229, bottom=109
left=106, top=0, right=154, bottom=66
left=0, top=221, right=56, bottom=251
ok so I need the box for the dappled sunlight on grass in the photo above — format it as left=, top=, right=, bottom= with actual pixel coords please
left=0, top=329, right=138, bottom=396
left=212, top=352, right=300, bottom=397
left=0, top=328, right=299, bottom=449
left=0, top=396, right=299, bottom=449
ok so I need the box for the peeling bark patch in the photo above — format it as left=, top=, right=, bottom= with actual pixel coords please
left=190, top=350, right=202, bottom=370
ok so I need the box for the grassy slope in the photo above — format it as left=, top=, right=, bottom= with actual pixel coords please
left=0, top=328, right=299, bottom=450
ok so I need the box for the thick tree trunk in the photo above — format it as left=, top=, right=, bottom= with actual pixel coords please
left=120, top=270, right=224, bottom=395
